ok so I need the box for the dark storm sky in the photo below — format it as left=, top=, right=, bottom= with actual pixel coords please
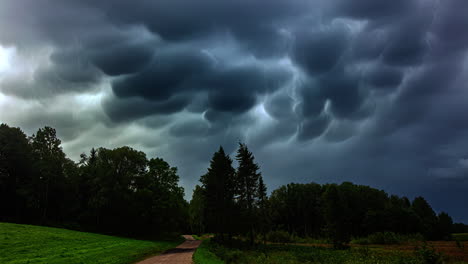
left=0, top=0, right=467, bottom=222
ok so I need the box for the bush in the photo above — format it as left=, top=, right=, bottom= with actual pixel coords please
left=266, top=230, right=292, bottom=244
left=353, top=232, right=424, bottom=245
left=415, top=243, right=445, bottom=264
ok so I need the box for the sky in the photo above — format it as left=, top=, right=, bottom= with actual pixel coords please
left=0, top=0, right=467, bottom=222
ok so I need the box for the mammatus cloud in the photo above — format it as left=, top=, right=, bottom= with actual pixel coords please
left=1, top=0, right=468, bottom=222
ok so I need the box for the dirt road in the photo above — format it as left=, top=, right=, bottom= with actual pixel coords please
left=136, top=235, right=202, bottom=264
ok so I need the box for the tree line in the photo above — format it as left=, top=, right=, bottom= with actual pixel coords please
left=189, top=144, right=466, bottom=247
left=0, top=123, right=187, bottom=238
left=1, top=123, right=466, bottom=244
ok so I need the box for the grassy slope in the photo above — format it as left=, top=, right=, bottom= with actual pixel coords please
left=0, top=222, right=180, bottom=264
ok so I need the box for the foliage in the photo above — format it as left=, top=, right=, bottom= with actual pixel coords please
left=193, top=240, right=225, bottom=264
left=415, top=243, right=446, bottom=264
left=452, top=223, right=468, bottom=234
left=234, top=143, right=265, bottom=245
left=200, top=147, right=236, bottom=238
left=453, top=233, right=468, bottom=241
left=0, top=123, right=187, bottom=239
left=352, top=232, right=425, bottom=245
left=189, top=185, right=206, bottom=235
left=203, top=239, right=425, bottom=264
left=191, top=141, right=456, bottom=249
left=266, top=230, right=293, bottom=243
left=0, top=222, right=179, bottom=264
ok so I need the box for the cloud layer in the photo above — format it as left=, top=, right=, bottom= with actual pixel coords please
left=1, top=0, right=468, bottom=221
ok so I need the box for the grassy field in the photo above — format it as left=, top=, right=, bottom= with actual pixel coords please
left=454, top=234, right=468, bottom=241
left=0, top=222, right=180, bottom=264
left=193, top=240, right=224, bottom=264
left=195, top=238, right=468, bottom=264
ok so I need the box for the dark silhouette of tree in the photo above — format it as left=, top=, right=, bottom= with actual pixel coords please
left=235, top=143, right=262, bottom=245
left=269, top=183, right=322, bottom=237
left=189, top=185, right=206, bottom=235
left=141, top=157, right=186, bottom=235
left=0, top=122, right=460, bottom=243
left=200, top=146, right=236, bottom=240
left=257, top=176, right=269, bottom=244
left=412, top=196, right=438, bottom=239
left=322, top=184, right=351, bottom=248
left=30, top=126, right=71, bottom=224
left=435, top=212, right=453, bottom=240
left=0, top=124, right=34, bottom=222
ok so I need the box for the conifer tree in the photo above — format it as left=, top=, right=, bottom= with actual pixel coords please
left=257, top=176, right=269, bottom=244
left=235, top=143, right=262, bottom=245
left=200, top=146, right=236, bottom=239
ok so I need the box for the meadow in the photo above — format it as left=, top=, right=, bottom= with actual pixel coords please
left=0, top=222, right=180, bottom=264
left=454, top=234, right=468, bottom=241
left=193, top=237, right=468, bottom=264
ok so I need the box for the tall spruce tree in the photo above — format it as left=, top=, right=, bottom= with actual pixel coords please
left=200, top=146, right=236, bottom=239
left=235, top=143, right=262, bottom=245
left=257, top=176, right=269, bottom=244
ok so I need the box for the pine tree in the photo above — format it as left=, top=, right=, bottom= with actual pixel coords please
left=200, top=146, right=236, bottom=239
left=257, top=176, right=269, bottom=244
left=235, top=143, right=262, bottom=245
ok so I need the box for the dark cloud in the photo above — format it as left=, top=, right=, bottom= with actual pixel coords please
left=112, top=49, right=214, bottom=101
left=381, top=16, right=430, bottom=66
left=336, top=0, right=414, bottom=20
left=264, top=92, right=296, bottom=120
left=364, top=65, right=403, bottom=90
left=298, top=114, right=331, bottom=141
left=431, top=0, right=468, bottom=54
left=292, top=25, right=350, bottom=75
left=88, top=40, right=156, bottom=76
left=351, top=28, right=388, bottom=61
left=169, top=119, right=210, bottom=138
left=102, top=94, right=189, bottom=123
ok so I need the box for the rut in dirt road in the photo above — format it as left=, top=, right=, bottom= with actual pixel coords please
left=136, top=235, right=202, bottom=264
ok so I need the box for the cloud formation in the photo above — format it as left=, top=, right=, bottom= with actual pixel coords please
left=1, top=0, right=468, bottom=222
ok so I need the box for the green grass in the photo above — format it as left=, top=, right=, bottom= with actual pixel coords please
left=197, top=240, right=437, bottom=264
left=0, top=222, right=180, bottom=264
left=193, top=240, right=224, bottom=264
left=453, top=233, right=468, bottom=241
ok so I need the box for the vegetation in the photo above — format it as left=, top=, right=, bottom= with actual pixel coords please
left=196, top=239, right=425, bottom=264
left=453, top=233, right=468, bottom=241
left=0, top=123, right=187, bottom=239
left=189, top=142, right=467, bottom=263
left=1, top=122, right=467, bottom=263
left=351, top=232, right=425, bottom=245
left=190, top=146, right=457, bottom=246
left=0, top=222, right=180, bottom=264
left=193, top=240, right=224, bottom=264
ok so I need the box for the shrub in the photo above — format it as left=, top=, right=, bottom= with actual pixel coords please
left=266, top=230, right=292, bottom=244
left=353, top=232, right=425, bottom=245
left=415, top=243, right=445, bottom=264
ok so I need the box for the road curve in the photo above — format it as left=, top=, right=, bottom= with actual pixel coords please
left=135, top=235, right=202, bottom=264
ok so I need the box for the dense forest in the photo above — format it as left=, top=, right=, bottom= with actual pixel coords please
left=0, top=124, right=187, bottom=238
left=1, top=123, right=467, bottom=245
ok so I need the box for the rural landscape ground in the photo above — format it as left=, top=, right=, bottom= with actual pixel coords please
left=1, top=222, right=467, bottom=264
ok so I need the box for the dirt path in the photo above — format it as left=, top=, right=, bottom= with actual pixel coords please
left=136, top=235, right=201, bottom=264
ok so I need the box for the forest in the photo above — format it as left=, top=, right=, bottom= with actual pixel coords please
left=1, top=123, right=466, bottom=247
